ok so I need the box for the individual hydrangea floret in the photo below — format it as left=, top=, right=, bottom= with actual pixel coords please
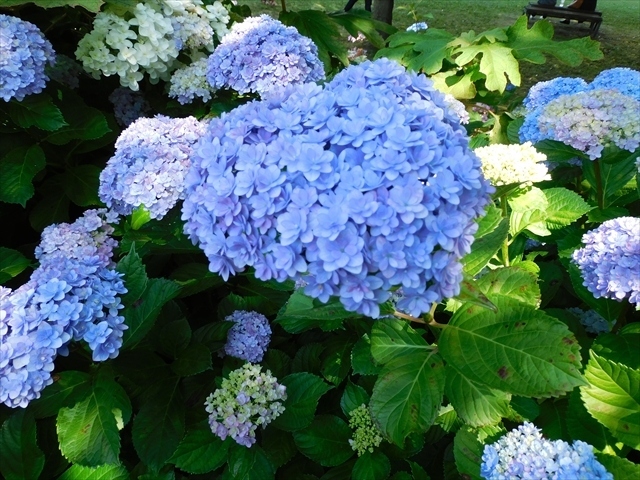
left=481, top=422, right=612, bottom=479
left=0, top=14, right=56, bottom=102
left=536, top=89, right=640, bottom=160
left=109, top=87, right=153, bottom=127
left=587, top=67, right=640, bottom=101
left=348, top=404, right=383, bottom=456
left=223, top=310, right=271, bottom=363
left=406, top=22, right=428, bottom=32
left=169, top=56, right=215, bottom=104
left=474, top=142, right=550, bottom=187
left=0, top=210, right=127, bottom=408
left=567, top=307, right=611, bottom=335
left=99, top=115, right=206, bottom=220
left=206, top=15, right=325, bottom=96
left=572, top=217, right=640, bottom=306
left=205, top=363, right=286, bottom=447
left=183, top=58, right=493, bottom=318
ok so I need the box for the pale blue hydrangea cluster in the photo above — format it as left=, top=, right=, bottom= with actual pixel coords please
left=204, top=363, right=286, bottom=447
left=108, top=87, right=153, bottom=127
left=572, top=217, right=640, bottom=306
left=183, top=58, right=493, bottom=318
left=588, top=67, right=640, bottom=101
left=567, top=307, right=611, bottom=335
left=169, top=56, right=215, bottom=104
left=99, top=115, right=206, bottom=220
left=223, top=310, right=271, bottom=362
left=0, top=210, right=127, bottom=408
left=481, top=422, right=612, bottom=479
left=206, top=15, right=325, bottom=96
left=0, top=14, right=56, bottom=102
left=406, top=22, right=428, bottom=32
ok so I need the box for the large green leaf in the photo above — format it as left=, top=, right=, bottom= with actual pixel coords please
left=592, top=333, right=640, bottom=369
left=329, top=10, right=394, bottom=50
left=45, top=105, right=110, bottom=145
left=463, top=218, right=509, bottom=276
left=321, top=336, right=356, bottom=385
left=169, top=420, right=229, bottom=474
left=508, top=187, right=550, bottom=237
left=226, top=444, right=275, bottom=480
left=340, top=381, right=370, bottom=417
left=0, top=247, right=30, bottom=283
left=534, top=139, right=588, bottom=163
left=272, top=373, right=332, bottom=432
left=580, top=350, right=640, bottom=449
left=352, top=451, right=391, bottom=480
left=0, top=145, right=46, bottom=206
left=453, top=426, right=504, bottom=480
left=57, top=464, right=129, bottom=480
left=62, top=165, right=102, bottom=207
left=439, top=295, right=584, bottom=397
left=370, top=319, right=431, bottom=365
left=261, top=429, right=297, bottom=469
left=351, top=334, right=382, bottom=376
left=7, top=95, right=66, bottom=131
left=375, top=29, right=455, bottom=74
left=0, top=410, right=45, bottom=480
left=116, top=243, right=148, bottom=305
left=171, top=341, right=212, bottom=377
left=542, top=187, right=593, bottom=229
left=476, top=266, right=541, bottom=308
left=30, top=371, right=92, bottom=419
left=582, top=152, right=638, bottom=208
left=0, top=0, right=103, bottom=11
left=506, top=15, right=603, bottom=65
left=445, top=366, right=510, bottom=427
left=370, top=351, right=445, bottom=446
left=293, top=415, right=353, bottom=467
left=595, top=453, right=640, bottom=480
left=453, top=42, right=520, bottom=92
left=566, top=389, right=616, bottom=451
left=275, top=290, right=358, bottom=333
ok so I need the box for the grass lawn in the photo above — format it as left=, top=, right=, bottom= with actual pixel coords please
left=241, top=0, right=640, bottom=88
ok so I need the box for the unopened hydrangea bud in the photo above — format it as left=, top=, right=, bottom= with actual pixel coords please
left=205, top=364, right=286, bottom=447
left=474, top=142, right=550, bottom=187
left=348, top=404, right=383, bottom=456
left=481, top=422, right=612, bottom=479
left=224, top=310, right=271, bottom=363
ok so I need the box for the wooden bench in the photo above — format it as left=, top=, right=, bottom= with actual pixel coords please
left=524, top=3, right=603, bottom=38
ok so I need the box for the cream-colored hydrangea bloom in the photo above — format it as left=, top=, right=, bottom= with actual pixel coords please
left=474, top=142, right=551, bottom=186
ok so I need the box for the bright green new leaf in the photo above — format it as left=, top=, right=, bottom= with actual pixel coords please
left=168, top=420, right=229, bottom=474
left=0, top=145, right=46, bottom=206
left=352, top=451, right=391, bottom=480
left=475, top=206, right=503, bottom=238
left=131, top=205, right=152, bottom=230
left=508, top=186, right=551, bottom=237
left=275, top=290, right=358, bottom=333
left=293, top=415, right=353, bottom=467
left=0, top=0, right=103, bottom=11
left=430, top=71, right=477, bottom=99
left=0, top=247, right=30, bottom=284
left=542, top=188, right=593, bottom=229
left=370, top=319, right=431, bottom=365
left=272, top=373, right=332, bottom=431
left=57, top=464, right=129, bottom=480
left=370, top=351, right=445, bottom=446
left=7, top=95, right=66, bottom=131
left=453, top=42, right=521, bottom=92
left=0, top=410, right=45, bottom=480
left=476, top=266, right=541, bottom=308
left=463, top=218, right=509, bottom=275
left=439, top=295, right=585, bottom=397
left=581, top=350, right=640, bottom=449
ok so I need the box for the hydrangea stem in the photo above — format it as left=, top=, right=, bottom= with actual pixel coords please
left=394, top=303, right=445, bottom=329
left=593, top=158, right=604, bottom=209
left=280, top=0, right=287, bottom=12
left=500, top=194, right=510, bottom=266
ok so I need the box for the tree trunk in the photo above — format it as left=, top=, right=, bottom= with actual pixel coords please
left=372, top=0, right=394, bottom=26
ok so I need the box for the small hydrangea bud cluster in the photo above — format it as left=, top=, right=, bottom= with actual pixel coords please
left=183, top=58, right=493, bottom=318
left=571, top=217, right=640, bottom=306
left=223, top=310, right=271, bottom=363
left=0, top=14, right=56, bottom=102
left=169, top=56, right=215, bottom=104
left=566, top=307, right=611, bottom=335
left=206, top=15, right=325, bottom=97
left=481, top=422, right=612, bottom=479
left=474, top=142, right=550, bottom=187
left=0, top=210, right=127, bottom=408
left=108, top=87, right=153, bottom=127
left=348, top=404, right=383, bottom=456
left=204, top=363, right=286, bottom=447
left=46, top=54, right=84, bottom=90
left=406, top=22, right=428, bottom=32
left=99, top=115, right=206, bottom=220
left=75, top=0, right=229, bottom=90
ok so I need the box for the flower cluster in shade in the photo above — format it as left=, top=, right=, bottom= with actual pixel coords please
left=474, top=142, right=550, bottom=187
left=204, top=363, right=286, bottom=447
left=182, top=58, right=493, bottom=318
left=99, top=115, right=206, bottom=220
left=108, top=87, right=153, bottom=127
left=0, top=14, right=56, bottom=102
left=566, top=307, right=611, bottom=335
left=571, top=217, right=640, bottom=307
left=223, top=310, right=271, bottom=363
left=75, top=0, right=230, bottom=90
left=481, top=422, right=612, bottom=480
left=348, top=404, right=383, bottom=456
left=169, top=56, right=215, bottom=104
left=0, top=210, right=127, bottom=408
left=519, top=68, right=640, bottom=159
left=46, top=54, right=84, bottom=90
left=406, top=22, right=428, bottom=32
left=206, top=15, right=325, bottom=97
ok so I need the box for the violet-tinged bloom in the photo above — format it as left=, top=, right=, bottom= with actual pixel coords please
left=109, top=87, right=152, bottom=127
left=572, top=217, right=640, bottom=306
left=169, top=56, right=215, bottom=104
left=99, top=115, right=207, bottom=220
left=587, top=67, right=640, bottom=101
left=183, top=58, right=493, bottom=318
left=0, top=14, right=56, bottom=102
left=206, top=15, right=325, bottom=97
left=223, top=310, right=271, bottom=362
left=481, top=422, right=612, bottom=480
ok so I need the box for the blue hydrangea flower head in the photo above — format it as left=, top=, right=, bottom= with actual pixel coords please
left=572, top=217, right=640, bottom=306
left=481, top=422, right=613, bottom=479
left=588, top=67, right=640, bottom=101
left=206, top=14, right=325, bottom=96
left=108, top=87, right=152, bottom=127
left=224, top=310, right=271, bottom=362
left=406, top=22, right=428, bottom=32
left=567, top=307, right=612, bottom=334
left=99, top=115, right=207, bottom=219
left=183, top=58, right=493, bottom=318
left=0, top=14, right=56, bottom=102
left=46, top=54, right=83, bottom=90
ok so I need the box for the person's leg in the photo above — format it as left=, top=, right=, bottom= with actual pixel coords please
left=365, top=0, right=372, bottom=11
left=344, top=0, right=359, bottom=11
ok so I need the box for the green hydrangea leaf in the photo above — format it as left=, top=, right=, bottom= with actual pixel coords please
left=45, top=104, right=110, bottom=145
left=508, top=187, right=550, bottom=237
left=340, top=381, right=370, bottom=417
left=272, top=373, right=332, bottom=432
left=63, top=165, right=101, bottom=207
left=375, top=29, right=455, bottom=74
left=168, top=420, right=229, bottom=474
left=352, top=451, right=391, bottom=480
left=592, top=333, right=640, bottom=369
left=0, top=0, right=103, bottom=11
left=30, top=371, right=92, bottom=419
left=453, top=42, right=520, bottom=92
left=463, top=218, right=509, bottom=276
left=566, top=389, right=616, bottom=451
left=542, top=187, right=593, bottom=229
left=261, top=428, right=297, bottom=469
left=453, top=426, right=503, bottom=480
left=476, top=266, right=541, bottom=308
left=351, top=334, right=382, bottom=376
left=0, top=410, right=45, bottom=480
left=293, top=415, right=353, bottom=467
left=595, top=453, right=640, bottom=480
left=275, top=290, right=358, bottom=334
left=329, top=10, right=394, bottom=50
left=321, top=336, right=356, bottom=385
left=116, top=243, right=148, bottom=305
left=171, top=341, right=212, bottom=377
left=28, top=175, right=70, bottom=231
left=0, top=145, right=46, bottom=206
left=370, top=319, right=431, bottom=365
left=227, top=444, right=275, bottom=480
left=7, top=95, right=66, bottom=131
left=582, top=151, right=638, bottom=209
left=57, top=464, right=129, bottom=480
left=0, top=247, right=31, bottom=284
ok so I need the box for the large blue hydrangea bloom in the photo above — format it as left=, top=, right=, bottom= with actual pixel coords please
left=99, top=115, right=207, bottom=220
left=587, top=67, right=640, bottom=101
left=0, top=210, right=127, bottom=408
left=572, top=217, right=640, bottom=306
left=0, top=14, right=56, bottom=102
left=183, top=58, right=493, bottom=318
left=481, top=422, right=612, bottom=479
left=224, top=310, right=271, bottom=363
left=206, top=15, right=325, bottom=96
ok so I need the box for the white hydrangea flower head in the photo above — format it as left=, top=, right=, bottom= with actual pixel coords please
left=474, top=142, right=551, bottom=187
left=169, top=56, right=215, bottom=104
